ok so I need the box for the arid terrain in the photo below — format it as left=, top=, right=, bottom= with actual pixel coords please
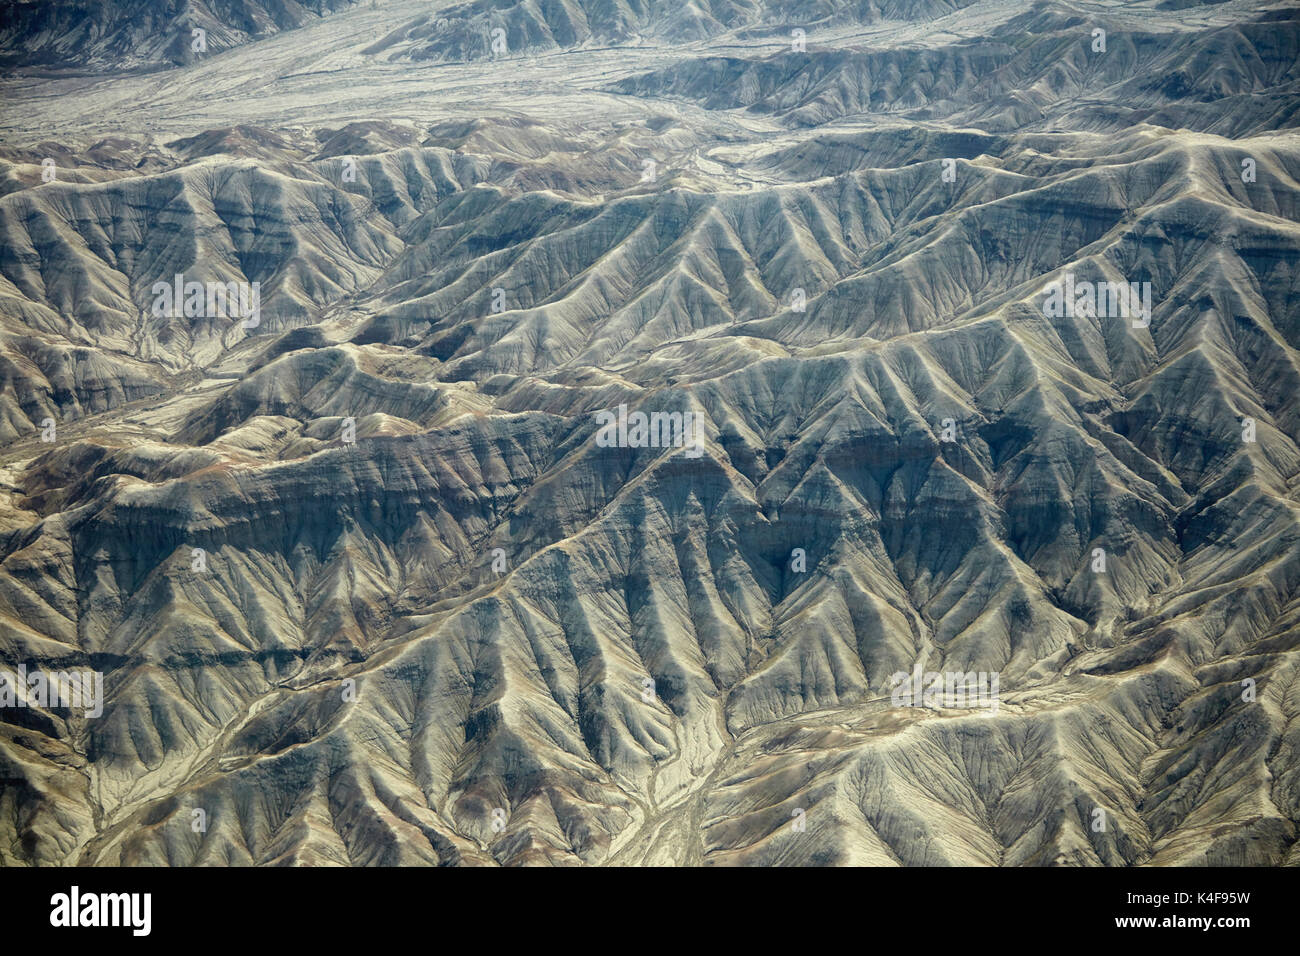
left=1, top=0, right=1299, bottom=866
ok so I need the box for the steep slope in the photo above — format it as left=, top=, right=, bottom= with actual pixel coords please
left=0, top=0, right=360, bottom=72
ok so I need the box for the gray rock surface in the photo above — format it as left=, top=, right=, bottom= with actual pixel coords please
left=0, top=0, right=1298, bottom=866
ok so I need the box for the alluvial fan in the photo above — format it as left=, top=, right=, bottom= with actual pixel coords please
left=0, top=0, right=1298, bottom=867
